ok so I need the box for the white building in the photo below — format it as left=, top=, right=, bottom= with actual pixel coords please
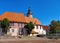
left=0, top=8, right=46, bottom=36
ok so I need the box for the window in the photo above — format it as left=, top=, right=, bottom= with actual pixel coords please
left=10, top=23, right=14, bottom=26
left=40, top=25, right=42, bottom=29
left=12, top=29, right=14, bottom=32
left=23, top=24, right=24, bottom=26
left=38, top=26, right=40, bottom=29
left=19, top=23, right=23, bottom=27
left=18, top=23, right=25, bottom=27
left=37, top=25, right=38, bottom=29
left=22, top=23, right=24, bottom=27
left=18, top=23, right=21, bottom=26
left=21, top=23, right=22, bottom=26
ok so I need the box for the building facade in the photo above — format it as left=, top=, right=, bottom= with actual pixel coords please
left=0, top=9, right=46, bottom=36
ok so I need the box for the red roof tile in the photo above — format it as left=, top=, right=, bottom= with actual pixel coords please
left=43, top=26, right=49, bottom=30
left=0, top=12, right=41, bottom=25
left=0, top=12, right=26, bottom=22
left=25, top=17, right=41, bottom=25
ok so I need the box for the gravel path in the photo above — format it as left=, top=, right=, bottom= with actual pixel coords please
left=0, top=38, right=60, bottom=43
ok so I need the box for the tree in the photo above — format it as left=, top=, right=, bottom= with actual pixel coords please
left=49, top=20, right=60, bottom=34
left=1, top=18, right=9, bottom=34
left=24, top=22, right=34, bottom=35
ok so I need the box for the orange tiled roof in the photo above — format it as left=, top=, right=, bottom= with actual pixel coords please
left=0, top=12, right=26, bottom=22
left=0, top=12, right=41, bottom=25
left=43, top=26, right=49, bottom=30
left=25, top=17, right=41, bottom=25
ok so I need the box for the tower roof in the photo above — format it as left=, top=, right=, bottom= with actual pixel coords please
left=27, top=7, right=33, bottom=18
left=27, top=7, right=32, bottom=15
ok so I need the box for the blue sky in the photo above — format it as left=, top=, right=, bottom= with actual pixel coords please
left=0, top=0, right=60, bottom=25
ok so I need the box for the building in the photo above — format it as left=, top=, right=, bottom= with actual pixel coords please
left=0, top=9, right=46, bottom=36
left=42, top=26, right=49, bottom=35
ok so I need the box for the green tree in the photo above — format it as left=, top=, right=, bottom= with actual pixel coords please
left=49, top=20, right=60, bottom=34
left=1, top=18, right=9, bottom=34
left=24, top=22, right=34, bottom=35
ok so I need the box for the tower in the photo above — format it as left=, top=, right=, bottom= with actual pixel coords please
left=27, top=7, right=33, bottom=18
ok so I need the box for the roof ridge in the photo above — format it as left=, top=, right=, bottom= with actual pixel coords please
left=3, top=12, right=24, bottom=15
